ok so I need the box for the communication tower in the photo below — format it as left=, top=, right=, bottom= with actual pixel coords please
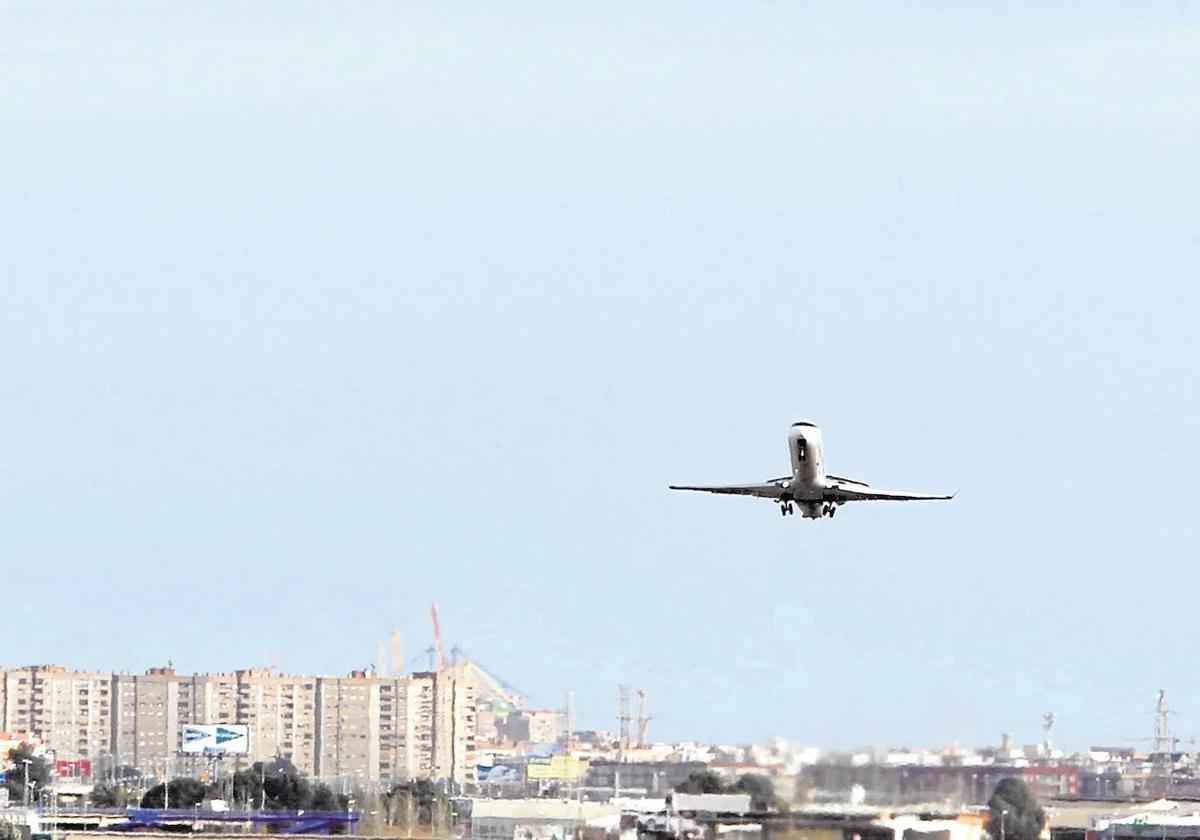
left=563, top=691, right=575, bottom=750
left=1151, top=688, right=1178, bottom=794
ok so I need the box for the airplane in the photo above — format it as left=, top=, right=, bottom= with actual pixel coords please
left=670, top=421, right=953, bottom=519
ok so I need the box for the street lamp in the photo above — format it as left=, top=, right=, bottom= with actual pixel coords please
left=21, top=759, right=32, bottom=807
left=1001, top=809, right=1009, bottom=840
left=163, top=753, right=172, bottom=806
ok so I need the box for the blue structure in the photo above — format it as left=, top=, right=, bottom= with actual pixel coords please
left=97, top=808, right=360, bottom=834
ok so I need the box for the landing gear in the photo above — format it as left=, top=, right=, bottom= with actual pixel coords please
left=779, top=501, right=795, bottom=516
left=822, top=503, right=836, bottom=518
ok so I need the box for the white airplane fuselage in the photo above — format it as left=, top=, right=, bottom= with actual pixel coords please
left=785, top=423, right=836, bottom=517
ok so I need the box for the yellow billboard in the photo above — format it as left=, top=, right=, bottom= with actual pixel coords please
left=526, top=756, right=584, bottom=780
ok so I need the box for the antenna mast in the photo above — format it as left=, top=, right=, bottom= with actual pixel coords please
left=564, top=691, right=575, bottom=751
left=1155, top=689, right=1176, bottom=772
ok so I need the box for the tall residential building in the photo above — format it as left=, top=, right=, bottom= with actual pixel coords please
left=314, top=671, right=377, bottom=785
left=0, top=664, right=477, bottom=787
left=233, top=669, right=318, bottom=776
left=495, top=708, right=561, bottom=746
left=311, top=669, right=477, bottom=787
left=112, top=667, right=182, bottom=774
left=2, top=665, right=113, bottom=761
left=431, top=670, right=476, bottom=785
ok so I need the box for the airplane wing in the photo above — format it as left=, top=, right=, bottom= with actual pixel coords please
left=669, top=480, right=787, bottom=499
left=827, top=481, right=954, bottom=502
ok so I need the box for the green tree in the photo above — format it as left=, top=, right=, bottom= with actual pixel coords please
left=311, top=783, right=339, bottom=811
left=230, top=764, right=263, bottom=809
left=4, top=744, right=52, bottom=805
left=228, top=763, right=339, bottom=812
left=732, top=774, right=775, bottom=811
left=140, top=777, right=211, bottom=809
left=675, top=770, right=726, bottom=795
left=987, top=778, right=1046, bottom=840
left=263, top=768, right=314, bottom=810
left=387, top=779, right=443, bottom=826
left=89, top=783, right=139, bottom=808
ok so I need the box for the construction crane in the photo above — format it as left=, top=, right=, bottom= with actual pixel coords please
left=405, top=647, right=439, bottom=673
left=424, top=604, right=528, bottom=709
left=618, top=685, right=632, bottom=751
left=430, top=602, right=449, bottom=671
left=637, top=688, right=651, bottom=747
left=449, top=646, right=527, bottom=709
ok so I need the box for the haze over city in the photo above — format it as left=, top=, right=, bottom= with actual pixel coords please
left=4, top=1, right=1200, bottom=756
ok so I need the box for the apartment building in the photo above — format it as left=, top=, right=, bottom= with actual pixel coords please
left=233, top=669, right=318, bottom=776
left=495, top=708, right=561, bottom=746
left=314, top=671, right=377, bottom=784
left=112, top=667, right=181, bottom=772
left=432, top=670, right=476, bottom=784
left=0, top=665, right=476, bottom=787
left=311, top=669, right=475, bottom=787
left=1, top=665, right=113, bottom=761
left=409, top=670, right=477, bottom=786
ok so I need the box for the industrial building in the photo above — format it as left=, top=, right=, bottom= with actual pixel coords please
left=803, top=760, right=1080, bottom=806
left=583, top=760, right=710, bottom=796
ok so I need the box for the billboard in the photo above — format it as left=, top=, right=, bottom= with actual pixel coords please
left=55, top=759, right=93, bottom=779
left=526, top=756, right=583, bottom=780
left=181, top=724, right=250, bottom=755
left=476, top=764, right=521, bottom=783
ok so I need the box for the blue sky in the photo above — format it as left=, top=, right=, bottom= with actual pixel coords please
left=2, top=2, right=1199, bottom=750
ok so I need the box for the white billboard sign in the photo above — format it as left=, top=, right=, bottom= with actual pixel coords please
left=181, top=724, right=250, bottom=755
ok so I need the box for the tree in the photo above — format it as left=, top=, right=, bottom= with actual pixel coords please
left=988, top=778, right=1046, bottom=840
left=732, top=774, right=775, bottom=812
left=388, top=779, right=443, bottom=826
left=4, top=744, right=52, bottom=805
left=229, top=762, right=322, bottom=811
left=263, top=768, right=314, bottom=810
left=675, top=771, right=725, bottom=795
left=311, top=783, right=339, bottom=811
left=90, top=783, right=139, bottom=808
left=140, top=777, right=211, bottom=809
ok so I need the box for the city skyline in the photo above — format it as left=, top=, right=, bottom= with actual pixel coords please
left=1, top=662, right=479, bottom=786
left=0, top=656, right=1187, bottom=758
